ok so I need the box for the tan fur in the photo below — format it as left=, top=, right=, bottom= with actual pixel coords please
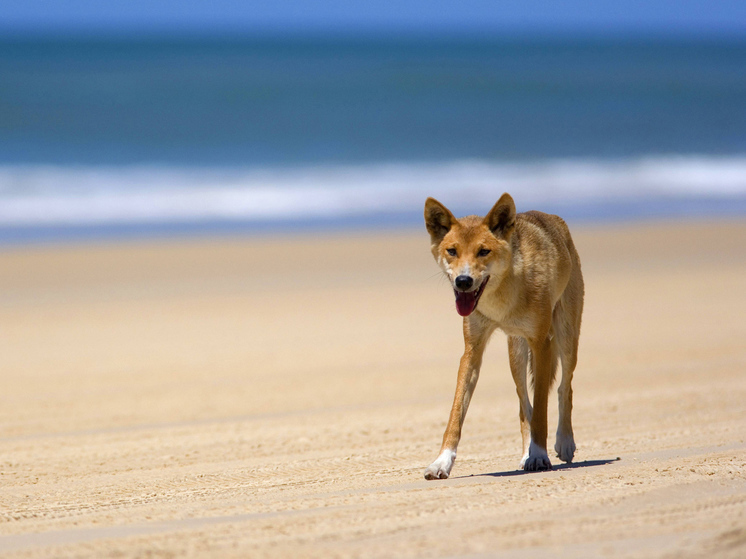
left=423, top=193, right=584, bottom=479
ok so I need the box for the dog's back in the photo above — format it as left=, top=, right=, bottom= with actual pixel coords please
left=516, top=209, right=584, bottom=341
left=515, top=210, right=582, bottom=299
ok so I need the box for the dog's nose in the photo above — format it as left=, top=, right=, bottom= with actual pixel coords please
left=454, top=275, right=474, bottom=290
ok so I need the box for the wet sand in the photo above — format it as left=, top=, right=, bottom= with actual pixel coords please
left=1, top=220, right=745, bottom=558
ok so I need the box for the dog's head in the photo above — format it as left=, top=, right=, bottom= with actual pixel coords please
left=424, top=193, right=516, bottom=317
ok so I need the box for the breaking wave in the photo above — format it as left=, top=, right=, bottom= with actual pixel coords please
left=1, top=155, right=745, bottom=229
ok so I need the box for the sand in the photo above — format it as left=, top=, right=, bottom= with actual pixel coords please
left=0, top=220, right=745, bottom=558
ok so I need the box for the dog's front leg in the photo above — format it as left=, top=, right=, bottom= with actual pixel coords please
left=424, top=315, right=494, bottom=480
left=523, top=335, right=555, bottom=471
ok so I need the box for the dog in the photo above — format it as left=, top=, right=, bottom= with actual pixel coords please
left=423, top=193, right=584, bottom=479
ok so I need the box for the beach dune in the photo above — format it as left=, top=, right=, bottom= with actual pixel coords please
left=1, top=220, right=745, bottom=558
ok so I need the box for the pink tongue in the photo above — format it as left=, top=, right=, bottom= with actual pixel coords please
left=455, top=291, right=478, bottom=317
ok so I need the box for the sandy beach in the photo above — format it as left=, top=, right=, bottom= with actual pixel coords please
left=1, top=219, right=745, bottom=558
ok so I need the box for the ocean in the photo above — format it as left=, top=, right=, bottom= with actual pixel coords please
left=1, top=35, right=745, bottom=242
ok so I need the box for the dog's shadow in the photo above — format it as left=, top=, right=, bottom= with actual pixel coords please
left=455, top=458, right=620, bottom=479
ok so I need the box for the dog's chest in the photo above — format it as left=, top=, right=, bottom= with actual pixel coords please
left=477, top=292, right=535, bottom=338
left=477, top=291, right=534, bottom=338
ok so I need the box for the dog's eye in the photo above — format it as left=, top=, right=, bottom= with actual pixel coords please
left=446, top=248, right=457, bottom=257
left=477, top=248, right=491, bottom=257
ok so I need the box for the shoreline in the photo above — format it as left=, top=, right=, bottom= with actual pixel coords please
left=3, top=196, right=746, bottom=247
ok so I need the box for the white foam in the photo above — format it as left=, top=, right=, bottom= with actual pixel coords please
left=0, top=155, right=745, bottom=227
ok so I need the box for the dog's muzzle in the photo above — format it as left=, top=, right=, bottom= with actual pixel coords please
left=453, top=276, right=489, bottom=317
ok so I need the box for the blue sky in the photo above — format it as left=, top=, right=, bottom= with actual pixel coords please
left=1, top=0, right=745, bottom=36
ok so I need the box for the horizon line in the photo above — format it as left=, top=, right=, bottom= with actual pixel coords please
left=1, top=25, right=745, bottom=42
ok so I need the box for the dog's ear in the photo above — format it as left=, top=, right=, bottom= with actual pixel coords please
left=424, top=197, right=455, bottom=243
left=484, top=193, right=516, bottom=239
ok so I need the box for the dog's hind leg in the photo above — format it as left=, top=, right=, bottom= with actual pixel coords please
left=553, top=281, right=583, bottom=463
left=424, top=314, right=495, bottom=480
left=508, top=336, right=533, bottom=467
left=554, top=325, right=577, bottom=462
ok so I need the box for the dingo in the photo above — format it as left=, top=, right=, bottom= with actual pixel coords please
left=423, top=193, right=584, bottom=479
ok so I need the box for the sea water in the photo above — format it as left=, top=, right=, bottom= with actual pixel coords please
left=1, top=35, right=745, bottom=242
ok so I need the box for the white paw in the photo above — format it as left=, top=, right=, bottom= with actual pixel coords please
left=521, top=441, right=552, bottom=471
left=555, top=432, right=576, bottom=463
left=520, top=449, right=531, bottom=469
left=424, top=449, right=456, bottom=480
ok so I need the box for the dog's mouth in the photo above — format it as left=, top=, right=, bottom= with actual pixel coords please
left=454, top=276, right=489, bottom=317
